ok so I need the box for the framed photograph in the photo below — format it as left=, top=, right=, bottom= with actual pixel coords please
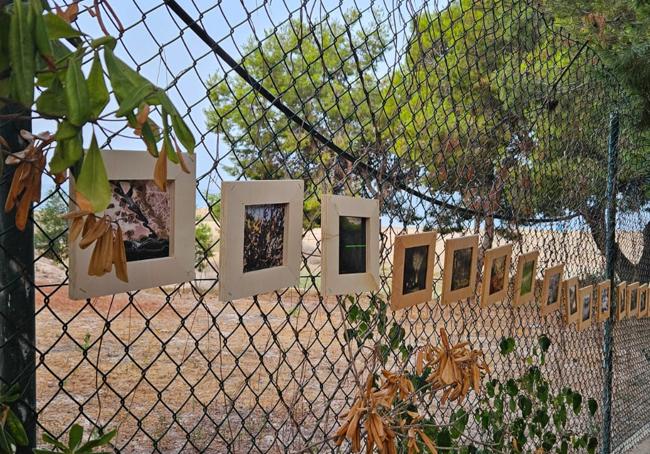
left=597, top=280, right=611, bottom=322
left=513, top=251, right=539, bottom=307
left=69, top=151, right=196, bottom=299
left=616, top=281, right=627, bottom=321
left=563, top=277, right=580, bottom=325
left=638, top=284, right=648, bottom=318
left=480, top=244, right=513, bottom=307
left=627, top=282, right=639, bottom=319
left=219, top=180, right=304, bottom=301
left=578, top=285, right=593, bottom=332
left=390, top=231, right=437, bottom=311
left=321, top=194, right=380, bottom=296
left=540, top=264, right=564, bottom=316
left=441, top=235, right=479, bottom=304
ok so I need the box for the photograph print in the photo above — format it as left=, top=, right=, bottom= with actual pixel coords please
left=541, top=264, right=563, bottom=316
left=451, top=247, right=473, bottom=291
left=563, top=277, right=580, bottom=325
left=578, top=285, right=593, bottom=331
left=514, top=251, right=539, bottom=307
left=105, top=180, right=170, bottom=262
left=617, top=282, right=627, bottom=320
left=243, top=203, right=286, bottom=273
left=629, top=283, right=639, bottom=316
left=442, top=235, right=478, bottom=304
left=480, top=244, right=512, bottom=307
left=597, top=280, right=610, bottom=322
left=339, top=216, right=367, bottom=275
left=390, top=231, right=437, bottom=311
left=639, top=284, right=648, bottom=318
left=403, top=245, right=428, bottom=295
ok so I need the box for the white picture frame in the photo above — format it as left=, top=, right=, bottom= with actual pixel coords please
left=390, top=231, right=437, bottom=311
left=441, top=235, right=479, bottom=305
left=219, top=180, right=304, bottom=301
left=540, top=264, right=564, bottom=316
left=480, top=243, right=512, bottom=307
left=321, top=194, right=380, bottom=296
left=69, top=150, right=196, bottom=299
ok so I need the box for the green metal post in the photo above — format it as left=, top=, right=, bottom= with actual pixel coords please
left=601, top=111, right=619, bottom=454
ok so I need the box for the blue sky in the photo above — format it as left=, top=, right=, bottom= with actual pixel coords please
left=36, top=0, right=437, bottom=206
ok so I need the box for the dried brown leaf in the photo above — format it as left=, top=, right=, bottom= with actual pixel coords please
left=154, top=143, right=168, bottom=191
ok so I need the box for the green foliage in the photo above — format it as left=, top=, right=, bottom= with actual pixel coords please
left=34, top=191, right=68, bottom=260
left=475, top=337, right=599, bottom=453
left=195, top=219, right=215, bottom=273
left=0, top=2, right=195, bottom=213
left=35, top=424, right=116, bottom=454
left=0, top=384, right=28, bottom=454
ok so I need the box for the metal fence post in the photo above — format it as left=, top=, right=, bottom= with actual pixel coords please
left=0, top=99, right=36, bottom=451
left=601, top=111, right=619, bottom=454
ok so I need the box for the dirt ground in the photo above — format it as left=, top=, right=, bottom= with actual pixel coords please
left=34, top=264, right=607, bottom=453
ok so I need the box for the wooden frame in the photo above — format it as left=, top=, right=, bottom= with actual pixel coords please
left=69, top=151, right=196, bottom=299
left=638, top=284, right=648, bottom=318
left=219, top=180, right=304, bottom=301
left=321, top=194, right=380, bottom=296
left=563, top=277, right=580, bottom=325
left=513, top=251, right=539, bottom=307
left=627, top=282, right=640, bottom=319
left=597, top=280, right=611, bottom=322
left=616, top=281, right=627, bottom=321
left=540, top=264, right=564, bottom=316
left=578, top=285, right=594, bottom=331
left=480, top=243, right=513, bottom=307
left=441, top=235, right=479, bottom=304
left=390, top=231, right=437, bottom=311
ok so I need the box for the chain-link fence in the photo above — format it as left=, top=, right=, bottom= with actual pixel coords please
left=1, top=0, right=649, bottom=452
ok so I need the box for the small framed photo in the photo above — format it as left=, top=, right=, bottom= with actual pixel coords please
left=219, top=180, right=304, bottom=301
left=390, top=231, right=437, bottom=311
left=321, top=194, right=380, bottom=296
left=563, top=277, right=580, bottom=325
left=597, top=280, right=611, bottom=322
left=513, top=251, right=539, bottom=307
left=627, top=282, right=639, bottom=319
left=441, top=235, right=479, bottom=304
left=616, top=281, right=627, bottom=321
left=69, top=151, right=196, bottom=299
left=480, top=244, right=513, bottom=307
left=540, top=264, right=564, bottom=316
left=578, top=285, right=594, bottom=331
left=638, top=284, right=648, bottom=318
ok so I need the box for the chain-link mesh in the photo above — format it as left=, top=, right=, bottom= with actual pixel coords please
left=1, top=0, right=649, bottom=452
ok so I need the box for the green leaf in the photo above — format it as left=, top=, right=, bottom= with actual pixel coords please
left=50, top=130, right=83, bottom=174
left=43, top=13, right=82, bottom=39
left=538, top=334, right=551, bottom=352
left=115, top=83, right=156, bottom=117
left=505, top=379, right=518, bottom=397
left=588, top=398, right=598, bottom=416
left=0, top=426, right=12, bottom=453
left=170, top=110, right=195, bottom=154
left=347, top=304, right=360, bottom=322
left=587, top=436, right=598, bottom=454
left=87, top=54, right=109, bottom=119
left=65, top=55, right=90, bottom=126
left=31, top=0, right=52, bottom=62
left=90, top=36, right=116, bottom=50
left=571, top=392, right=582, bottom=414
left=450, top=408, right=469, bottom=439
left=559, top=440, right=568, bottom=454
left=104, top=47, right=152, bottom=104
left=499, top=337, right=516, bottom=355
left=75, top=134, right=111, bottom=212
left=5, top=409, right=28, bottom=446
left=536, top=383, right=549, bottom=403
left=542, top=431, right=557, bottom=450
left=436, top=428, right=452, bottom=448
left=36, top=77, right=66, bottom=117
left=68, top=424, right=83, bottom=450
left=78, top=429, right=116, bottom=451
left=517, top=395, right=532, bottom=417
left=42, top=432, right=68, bottom=450
left=55, top=120, right=80, bottom=141
left=9, top=0, right=36, bottom=107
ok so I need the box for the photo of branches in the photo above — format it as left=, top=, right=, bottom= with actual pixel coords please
left=243, top=203, right=286, bottom=272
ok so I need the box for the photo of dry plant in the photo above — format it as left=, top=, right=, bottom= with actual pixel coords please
left=243, top=203, right=286, bottom=273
